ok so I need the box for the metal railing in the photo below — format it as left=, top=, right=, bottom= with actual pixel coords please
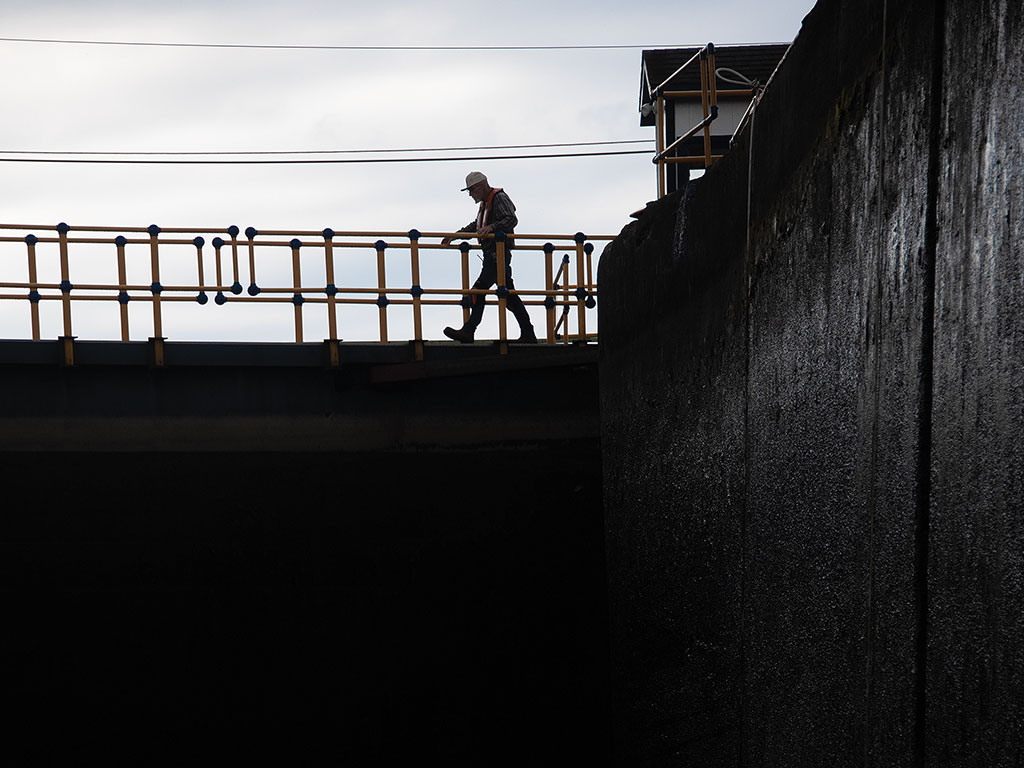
left=648, top=43, right=759, bottom=198
left=0, top=222, right=608, bottom=365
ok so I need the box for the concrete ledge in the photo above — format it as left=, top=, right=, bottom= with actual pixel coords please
left=0, top=338, right=597, bottom=369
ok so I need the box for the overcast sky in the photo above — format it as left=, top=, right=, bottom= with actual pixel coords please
left=0, top=0, right=817, bottom=342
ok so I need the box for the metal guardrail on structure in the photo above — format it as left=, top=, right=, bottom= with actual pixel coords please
left=647, top=42, right=759, bottom=199
left=0, top=223, right=609, bottom=365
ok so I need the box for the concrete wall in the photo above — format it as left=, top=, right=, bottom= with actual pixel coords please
left=599, top=0, right=1022, bottom=765
left=1, top=344, right=609, bottom=762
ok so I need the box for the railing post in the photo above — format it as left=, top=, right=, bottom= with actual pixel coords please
left=323, top=228, right=340, bottom=366
left=700, top=47, right=713, bottom=168
left=290, top=238, right=304, bottom=343
left=543, top=242, right=556, bottom=344
left=375, top=240, right=389, bottom=343
left=55, top=222, right=76, bottom=364
left=561, top=254, right=571, bottom=344
left=408, top=229, right=424, bottom=361
left=585, top=241, right=595, bottom=299
left=460, top=241, right=471, bottom=326
left=24, top=234, right=41, bottom=341
left=574, top=233, right=587, bottom=342
left=212, top=236, right=227, bottom=305
left=115, top=235, right=130, bottom=341
left=708, top=42, right=718, bottom=115
left=494, top=232, right=508, bottom=355
left=228, top=225, right=242, bottom=295
left=584, top=241, right=597, bottom=331
left=245, top=227, right=260, bottom=297
left=147, top=224, right=165, bottom=366
left=656, top=95, right=667, bottom=199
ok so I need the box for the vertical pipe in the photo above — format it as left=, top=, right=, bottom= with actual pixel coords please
left=226, top=225, right=241, bottom=295
left=375, top=240, right=389, bottom=343
left=148, top=224, right=163, bottom=340
left=215, top=238, right=224, bottom=289
left=25, top=234, right=41, bottom=340
left=460, top=242, right=471, bottom=326
left=708, top=44, right=719, bottom=112
left=700, top=50, right=712, bottom=168
left=656, top=95, right=667, bottom=198
left=495, top=233, right=508, bottom=353
left=562, top=255, right=571, bottom=344
left=245, top=227, right=259, bottom=296
left=585, top=242, right=594, bottom=290
left=212, top=235, right=227, bottom=304
left=575, top=233, right=587, bottom=340
left=585, top=241, right=595, bottom=338
left=408, top=229, right=424, bottom=360
left=544, top=242, right=555, bottom=344
left=290, top=239, right=303, bottom=343
left=116, top=236, right=130, bottom=341
left=323, top=229, right=338, bottom=346
left=194, top=236, right=207, bottom=306
left=57, top=223, right=73, bottom=339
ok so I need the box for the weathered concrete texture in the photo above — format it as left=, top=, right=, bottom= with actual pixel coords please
left=930, top=1, right=1024, bottom=764
left=600, top=0, right=1022, bottom=765
left=600, top=159, right=749, bottom=763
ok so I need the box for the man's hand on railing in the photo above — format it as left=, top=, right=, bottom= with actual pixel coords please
left=442, top=227, right=490, bottom=246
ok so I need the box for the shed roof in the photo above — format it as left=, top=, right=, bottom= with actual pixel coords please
left=640, top=44, right=790, bottom=126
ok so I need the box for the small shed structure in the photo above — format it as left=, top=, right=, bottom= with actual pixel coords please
left=640, top=44, right=790, bottom=195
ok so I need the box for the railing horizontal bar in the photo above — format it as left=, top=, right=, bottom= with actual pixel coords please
left=515, top=234, right=615, bottom=241
left=0, top=236, right=215, bottom=246
left=6, top=287, right=594, bottom=304
left=655, top=109, right=718, bottom=163
left=0, top=230, right=610, bottom=243
left=664, top=155, right=724, bottom=165
left=259, top=229, right=417, bottom=238
left=663, top=88, right=754, bottom=98
left=14, top=293, right=595, bottom=308
left=1, top=280, right=596, bottom=296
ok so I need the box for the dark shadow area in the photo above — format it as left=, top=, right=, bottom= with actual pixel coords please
left=1, top=448, right=609, bottom=764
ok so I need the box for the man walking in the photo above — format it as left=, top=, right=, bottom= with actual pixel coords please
left=441, top=171, right=538, bottom=343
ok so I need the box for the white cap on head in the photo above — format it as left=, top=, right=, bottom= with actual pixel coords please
left=461, top=171, right=488, bottom=191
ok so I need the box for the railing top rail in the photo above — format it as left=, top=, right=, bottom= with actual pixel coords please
left=0, top=223, right=614, bottom=241
left=650, top=44, right=709, bottom=97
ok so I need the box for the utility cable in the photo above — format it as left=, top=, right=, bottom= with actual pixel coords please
left=0, top=139, right=654, bottom=157
left=0, top=149, right=652, bottom=165
left=0, top=36, right=692, bottom=51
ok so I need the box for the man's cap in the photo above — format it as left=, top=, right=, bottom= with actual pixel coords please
left=461, top=171, right=487, bottom=191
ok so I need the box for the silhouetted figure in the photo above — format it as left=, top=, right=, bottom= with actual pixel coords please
left=441, top=171, right=538, bottom=343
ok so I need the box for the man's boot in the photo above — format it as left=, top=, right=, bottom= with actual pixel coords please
left=508, top=298, right=538, bottom=343
left=516, top=326, right=539, bottom=343
left=443, top=326, right=475, bottom=343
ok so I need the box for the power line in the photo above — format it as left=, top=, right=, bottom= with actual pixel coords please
left=0, top=36, right=688, bottom=51
left=0, top=149, right=652, bottom=165
left=0, top=139, right=654, bottom=157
